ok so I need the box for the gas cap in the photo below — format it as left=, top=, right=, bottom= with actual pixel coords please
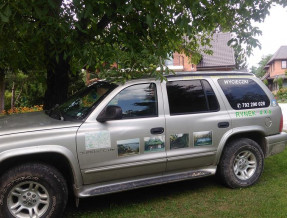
left=265, top=117, right=272, bottom=128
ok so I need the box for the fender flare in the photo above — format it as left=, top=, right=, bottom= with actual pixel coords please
left=215, top=126, right=266, bottom=164
left=0, top=145, right=83, bottom=189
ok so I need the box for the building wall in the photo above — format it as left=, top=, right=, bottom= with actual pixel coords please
left=270, top=60, right=287, bottom=78
left=173, top=52, right=196, bottom=71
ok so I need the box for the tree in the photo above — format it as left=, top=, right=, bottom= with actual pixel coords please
left=234, top=45, right=248, bottom=70
left=1, top=0, right=286, bottom=109
left=250, top=66, right=257, bottom=75
left=4, top=70, right=46, bottom=110
left=251, top=54, right=273, bottom=78
left=277, top=77, right=283, bottom=89
left=0, top=70, right=4, bottom=112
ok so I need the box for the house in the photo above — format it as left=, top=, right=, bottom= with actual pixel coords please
left=165, top=33, right=236, bottom=72
left=262, top=46, right=287, bottom=91
left=86, top=33, right=236, bottom=84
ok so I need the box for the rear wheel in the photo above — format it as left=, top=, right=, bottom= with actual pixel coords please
left=0, top=163, right=68, bottom=218
left=219, top=138, right=264, bottom=188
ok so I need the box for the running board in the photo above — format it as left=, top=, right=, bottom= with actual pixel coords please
left=77, top=166, right=216, bottom=198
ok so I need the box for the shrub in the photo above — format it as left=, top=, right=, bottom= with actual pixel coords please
left=276, top=88, right=287, bottom=103
left=0, top=105, right=43, bottom=116
left=277, top=77, right=283, bottom=89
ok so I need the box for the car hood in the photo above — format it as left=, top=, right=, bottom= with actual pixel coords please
left=0, top=111, right=82, bottom=136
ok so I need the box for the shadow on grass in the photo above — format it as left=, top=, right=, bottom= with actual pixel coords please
left=63, top=150, right=287, bottom=217
left=64, top=175, right=222, bottom=217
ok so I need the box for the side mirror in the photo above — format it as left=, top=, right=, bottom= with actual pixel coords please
left=96, top=105, right=123, bottom=122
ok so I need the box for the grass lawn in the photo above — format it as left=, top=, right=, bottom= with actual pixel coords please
left=64, top=149, right=287, bottom=218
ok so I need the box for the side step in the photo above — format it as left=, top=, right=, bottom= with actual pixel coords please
left=78, top=166, right=216, bottom=198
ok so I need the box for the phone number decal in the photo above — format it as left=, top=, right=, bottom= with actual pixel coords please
left=237, top=101, right=266, bottom=109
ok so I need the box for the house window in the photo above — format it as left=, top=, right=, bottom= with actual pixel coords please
left=282, top=61, right=287, bottom=69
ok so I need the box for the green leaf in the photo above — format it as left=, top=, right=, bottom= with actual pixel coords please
left=0, top=12, right=9, bottom=23
left=146, top=14, right=153, bottom=28
left=47, top=0, right=57, bottom=8
left=4, top=5, right=11, bottom=17
left=125, top=4, right=133, bottom=13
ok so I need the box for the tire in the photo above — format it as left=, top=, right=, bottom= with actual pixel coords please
left=0, top=162, right=68, bottom=218
left=219, top=138, right=264, bottom=188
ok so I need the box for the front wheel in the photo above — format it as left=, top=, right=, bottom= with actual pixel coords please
left=219, top=138, right=264, bottom=188
left=0, top=163, right=68, bottom=218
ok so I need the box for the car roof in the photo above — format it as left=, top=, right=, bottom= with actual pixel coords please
left=165, top=71, right=254, bottom=78
left=93, top=71, right=255, bottom=86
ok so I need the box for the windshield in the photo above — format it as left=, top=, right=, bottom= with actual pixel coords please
left=48, top=81, right=117, bottom=121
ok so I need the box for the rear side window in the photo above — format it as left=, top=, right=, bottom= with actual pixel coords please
left=218, top=78, right=270, bottom=110
left=166, top=80, right=219, bottom=115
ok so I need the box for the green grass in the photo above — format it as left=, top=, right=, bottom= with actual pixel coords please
left=64, top=149, right=287, bottom=218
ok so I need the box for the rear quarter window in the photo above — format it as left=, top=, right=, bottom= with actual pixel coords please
left=218, top=78, right=270, bottom=110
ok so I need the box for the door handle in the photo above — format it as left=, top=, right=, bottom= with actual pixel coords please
left=150, top=127, right=164, bottom=134
left=218, top=122, right=229, bottom=128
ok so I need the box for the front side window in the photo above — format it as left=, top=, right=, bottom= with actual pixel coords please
left=218, top=78, right=270, bottom=110
left=166, top=80, right=219, bottom=115
left=282, top=60, right=287, bottom=69
left=108, top=83, right=158, bottom=119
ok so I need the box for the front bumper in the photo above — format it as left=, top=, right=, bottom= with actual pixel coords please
left=265, top=132, right=287, bottom=157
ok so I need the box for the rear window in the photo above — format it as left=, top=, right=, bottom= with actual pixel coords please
left=218, top=78, right=270, bottom=110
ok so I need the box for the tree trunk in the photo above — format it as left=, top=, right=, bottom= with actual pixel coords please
left=0, top=70, right=5, bottom=112
left=43, top=53, right=70, bottom=110
left=11, top=82, right=15, bottom=110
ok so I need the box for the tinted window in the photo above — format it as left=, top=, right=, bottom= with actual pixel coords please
left=218, top=78, right=270, bottom=110
left=108, top=83, right=158, bottom=119
left=202, top=80, right=220, bottom=111
left=167, top=80, right=219, bottom=115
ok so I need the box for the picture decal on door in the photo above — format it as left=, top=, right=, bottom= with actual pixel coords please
left=144, top=136, right=165, bottom=153
left=117, top=138, right=140, bottom=157
left=193, top=131, right=212, bottom=146
left=170, top=133, right=189, bottom=150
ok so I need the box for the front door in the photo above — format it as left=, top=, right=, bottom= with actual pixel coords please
left=77, top=81, right=167, bottom=184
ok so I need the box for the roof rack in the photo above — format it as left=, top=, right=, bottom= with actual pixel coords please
left=164, top=71, right=253, bottom=78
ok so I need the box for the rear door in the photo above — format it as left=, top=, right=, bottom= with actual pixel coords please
left=77, top=81, right=167, bottom=184
left=162, top=77, right=231, bottom=172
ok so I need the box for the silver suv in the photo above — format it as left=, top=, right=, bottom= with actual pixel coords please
left=0, top=71, right=286, bottom=218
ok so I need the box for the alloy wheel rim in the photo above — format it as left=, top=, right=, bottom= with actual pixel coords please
left=233, top=150, right=257, bottom=180
left=7, top=181, right=50, bottom=218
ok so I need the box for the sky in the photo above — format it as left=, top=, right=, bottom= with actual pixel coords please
left=247, top=5, right=287, bottom=69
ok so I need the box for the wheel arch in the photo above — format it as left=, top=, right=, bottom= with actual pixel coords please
left=215, top=127, right=267, bottom=164
left=0, top=145, right=83, bottom=198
